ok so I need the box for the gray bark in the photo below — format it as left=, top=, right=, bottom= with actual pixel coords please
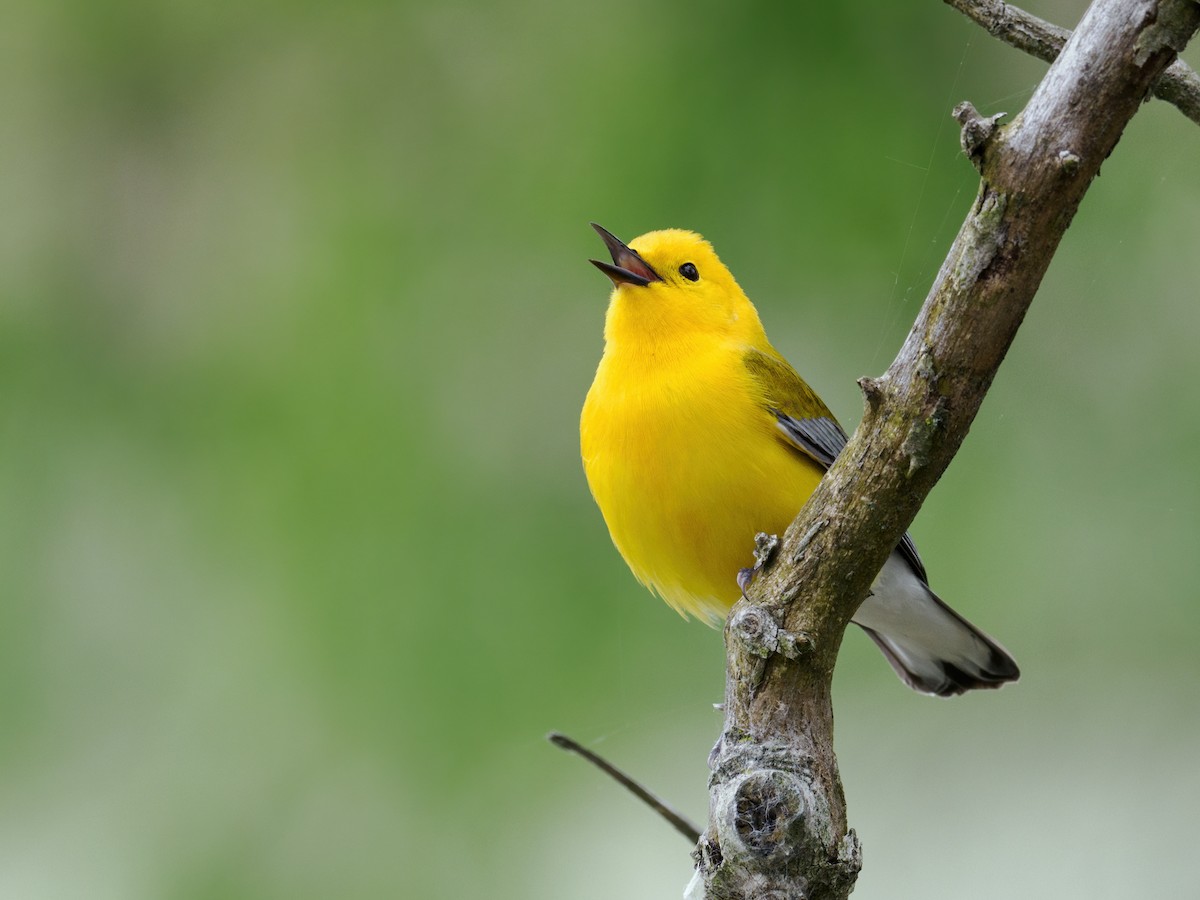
left=943, top=0, right=1200, bottom=125
left=691, top=2, right=1200, bottom=898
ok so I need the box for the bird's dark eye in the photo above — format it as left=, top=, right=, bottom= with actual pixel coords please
left=679, top=262, right=699, bottom=281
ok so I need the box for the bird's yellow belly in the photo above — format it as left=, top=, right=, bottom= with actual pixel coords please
left=581, top=356, right=824, bottom=620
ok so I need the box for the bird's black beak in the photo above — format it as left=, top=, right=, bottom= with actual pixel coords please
left=589, top=223, right=662, bottom=287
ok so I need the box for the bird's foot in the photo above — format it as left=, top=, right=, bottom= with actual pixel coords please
left=737, top=532, right=779, bottom=597
left=736, top=567, right=754, bottom=594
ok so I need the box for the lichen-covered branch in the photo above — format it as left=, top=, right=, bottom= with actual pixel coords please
left=692, top=2, right=1200, bottom=898
left=945, top=0, right=1200, bottom=126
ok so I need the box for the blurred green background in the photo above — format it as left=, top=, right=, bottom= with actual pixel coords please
left=3, top=0, right=1199, bottom=897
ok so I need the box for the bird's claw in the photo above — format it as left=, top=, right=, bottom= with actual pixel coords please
left=738, top=532, right=780, bottom=597
left=736, top=566, right=755, bottom=594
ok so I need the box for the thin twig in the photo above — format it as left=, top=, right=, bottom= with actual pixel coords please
left=547, top=732, right=702, bottom=844
left=945, top=0, right=1200, bottom=125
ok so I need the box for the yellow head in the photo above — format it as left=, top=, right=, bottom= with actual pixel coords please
left=589, top=224, right=766, bottom=350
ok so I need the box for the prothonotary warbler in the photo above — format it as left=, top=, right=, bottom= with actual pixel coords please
left=580, top=223, right=1018, bottom=696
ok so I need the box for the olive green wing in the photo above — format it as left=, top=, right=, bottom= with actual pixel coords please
left=743, top=347, right=844, bottom=468
left=742, top=347, right=929, bottom=584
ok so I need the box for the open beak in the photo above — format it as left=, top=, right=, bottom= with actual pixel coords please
left=589, top=223, right=662, bottom=287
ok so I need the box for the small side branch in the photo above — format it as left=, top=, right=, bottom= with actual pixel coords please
left=946, top=0, right=1200, bottom=125
left=547, top=732, right=702, bottom=843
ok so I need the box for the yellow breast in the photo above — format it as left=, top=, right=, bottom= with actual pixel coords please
left=581, top=339, right=823, bottom=621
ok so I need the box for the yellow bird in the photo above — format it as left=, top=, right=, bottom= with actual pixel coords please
left=581, top=224, right=1018, bottom=696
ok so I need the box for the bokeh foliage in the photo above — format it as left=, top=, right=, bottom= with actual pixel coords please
left=2, top=1, right=1198, bottom=897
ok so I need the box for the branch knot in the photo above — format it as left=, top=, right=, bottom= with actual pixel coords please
left=724, top=769, right=807, bottom=859
left=1056, top=148, right=1081, bottom=174
left=703, top=743, right=863, bottom=899
left=729, top=605, right=813, bottom=661
left=953, top=101, right=1007, bottom=170
left=729, top=605, right=780, bottom=659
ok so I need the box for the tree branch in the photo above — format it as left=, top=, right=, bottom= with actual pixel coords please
left=692, top=2, right=1200, bottom=898
left=945, top=0, right=1200, bottom=126
left=547, top=732, right=703, bottom=844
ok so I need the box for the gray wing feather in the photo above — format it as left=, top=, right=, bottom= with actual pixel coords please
left=773, top=411, right=844, bottom=469
left=772, top=410, right=929, bottom=585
